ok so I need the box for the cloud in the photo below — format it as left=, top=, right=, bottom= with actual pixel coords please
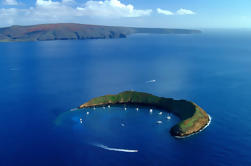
left=156, top=8, right=173, bottom=15
left=62, top=0, right=75, bottom=3
left=3, top=0, right=18, bottom=5
left=33, top=0, right=152, bottom=18
left=32, top=0, right=152, bottom=19
left=176, top=8, right=195, bottom=15
left=77, top=0, right=152, bottom=17
left=0, top=0, right=152, bottom=26
left=0, top=8, right=18, bottom=24
left=36, top=0, right=60, bottom=6
left=156, top=7, right=196, bottom=16
left=31, top=0, right=78, bottom=19
left=0, top=1, right=196, bottom=27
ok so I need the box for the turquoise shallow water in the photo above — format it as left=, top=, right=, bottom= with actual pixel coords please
left=0, top=31, right=251, bottom=165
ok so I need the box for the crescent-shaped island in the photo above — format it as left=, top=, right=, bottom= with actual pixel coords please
left=78, top=91, right=210, bottom=138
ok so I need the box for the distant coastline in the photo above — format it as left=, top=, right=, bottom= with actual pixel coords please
left=0, top=23, right=201, bottom=42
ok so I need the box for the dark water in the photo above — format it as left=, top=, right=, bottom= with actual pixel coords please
left=0, top=32, right=251, bottom=166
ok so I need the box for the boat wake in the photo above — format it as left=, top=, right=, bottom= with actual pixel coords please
left=92, top=143, right=138, bottom=153
left=146, top=79, right=156, bottom=83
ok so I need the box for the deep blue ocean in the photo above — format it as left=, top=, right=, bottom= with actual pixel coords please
left=0, top=31, right=251, bottom=166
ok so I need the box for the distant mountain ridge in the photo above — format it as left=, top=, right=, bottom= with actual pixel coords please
left=0, top=23, right=201, bottom=42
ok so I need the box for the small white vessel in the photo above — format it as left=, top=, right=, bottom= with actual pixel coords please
left=121, top=123, right=125, bottom=127
left=149, top=109, right=153, bottom=113
left=136, top=108, right=139, bottom=111
left=80, top=118, right=83, bottom=124
left=158, top=112, right=163, bottom=115
left=70, top=108, right=78, bottom=112
left=167, top=116, right=171, bottom=120
left=86, top=112, right=90, bottom=115
left=108, top=105, right=111, bottom=108
left=103, top=106, right=105, bottom=109
left=93, top=107, right=96, bottom=110
left=156, top=121, right=162, bottom=124
left=124, top=107, right=127, bottom=111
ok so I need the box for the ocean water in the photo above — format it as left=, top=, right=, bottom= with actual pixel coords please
left=0, top=31, right=251, bottom=166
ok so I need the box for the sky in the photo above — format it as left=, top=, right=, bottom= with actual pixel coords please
left=0, top=0, right=251, bottom=28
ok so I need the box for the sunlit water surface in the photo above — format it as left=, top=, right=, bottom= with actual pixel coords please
left=0, top=31, right=251, bottom=166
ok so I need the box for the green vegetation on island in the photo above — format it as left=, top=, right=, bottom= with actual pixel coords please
left=0, top=23, right=201, bottom=42
left=79, top=91, right=210, bottom=137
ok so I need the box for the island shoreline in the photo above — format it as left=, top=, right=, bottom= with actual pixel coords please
left=0, top=23, right=201, bottom=42
left=77, top=91, right=210, bottom=138
left=174, top=115, right=211, bottom=139
left=77, top=103, right=211, bottom=138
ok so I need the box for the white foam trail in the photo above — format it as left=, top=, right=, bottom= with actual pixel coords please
left=93, top=144, right=138, bottom=153
left=146, top=79, right=156, bottom=83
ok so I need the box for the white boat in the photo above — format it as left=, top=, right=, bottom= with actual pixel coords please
left=156, top=121, right=162, bottom=124
left=149, top=109, right=153, bottom=113
left=158, top=112, right=162, bottom=115
left=86, top=112, right=90, bottom=115
left=80, top=118, right=83, bottom=124
left=108, top=105, right=111, bottom=108
left=121, top=123, right=125, bottom=127
left=103, top=106, right=105, bottom=109
left=93, top=107, right=96, bottom=110
left=136, top=108, right=139, bottom=111
left=70, top=108, right=78, bottom=112
left=167, top=116, right=171, bottom=120
left=124, top=107, right=127, bottom=111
